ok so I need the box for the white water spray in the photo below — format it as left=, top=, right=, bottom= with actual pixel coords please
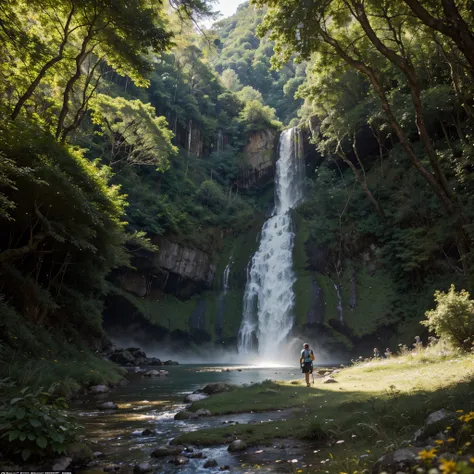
left=238, top=127, right=305, bottom=361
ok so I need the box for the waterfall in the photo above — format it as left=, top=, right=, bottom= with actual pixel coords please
left=333, top=280, right=344, bottom=324
left=216, top=257, right=232, bottom=338
left=237, top=127, right=305, bottom=360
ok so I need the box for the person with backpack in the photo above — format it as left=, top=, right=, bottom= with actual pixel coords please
left=300, top=343, right=315, bottom=387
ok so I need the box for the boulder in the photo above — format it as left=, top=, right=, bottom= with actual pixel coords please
left=220, top=466, right=230, bottom=471
left=174, top=410, right=198, bottom=420
left=163, top=360, right=179, bottom=365
left=228, top=440, right=248, bottom=452
left=184, top=393, right=208, bottom=403
left=125, top=367, right=144, bottom=373
left=52, top=457, right=72, bottom=471
left=322, top=377, right=338, bottom=384
left=103, top=464, right=121, bottom=472
left=97, top=401, right=118, bottom=410
left=169, top=456, right=189, bottom=466
left=94, top=452, right=105, bottom=458
left=109, top=350, right=136, bottom=365
left=151, top=445, right=183, bottom=458
left=159, top=370, right=169, bottom=376
left=67, top=443, right=94, bottom=466
left=133, top=463, right=152, bottom=473
left=204, top=459, right=218, bottom=468
left=202, top=383, right=235, bottom=395
left=141, top=428, right=155, bottom=436
left=127, top=348, right=147, bottom=359
left=148, top=358, right=162, bottom=366
left=90, top=385, right=110, bottom=394
left=414, top=409, right=460, bottom=442
left=372, top=448, right=420, bottom=473
left=195, top=408, right=211, bottom=417
left=144, top=370, right=160, bottom=377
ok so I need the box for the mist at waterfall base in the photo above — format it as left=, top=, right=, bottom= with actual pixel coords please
left=109, top=334, right=341, bottom=367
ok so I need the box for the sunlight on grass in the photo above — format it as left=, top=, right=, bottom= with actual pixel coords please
left=175, top=345, right=474, bottom=473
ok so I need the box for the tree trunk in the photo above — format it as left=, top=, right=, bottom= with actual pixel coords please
left=55, top=24, right=96, bottom=140
left=351, top=2, right=453, bottom=200
left=403, top=0, right=474, bottom=76
left=60, top=60, right=103, bottom=142
left=10, top=3, right=76, bottom=120
left=336, top=135, right=386, bottom=219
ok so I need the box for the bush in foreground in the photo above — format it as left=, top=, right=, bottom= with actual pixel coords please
left=422, top=285, right=474, bottom=350
left=0, top=379, right=80, bottom=462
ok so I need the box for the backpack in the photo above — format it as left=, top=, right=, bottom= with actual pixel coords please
left=301, top=349, right=315, bottom=362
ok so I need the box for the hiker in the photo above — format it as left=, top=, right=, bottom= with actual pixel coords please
left=384, top=348, right=392, bottom=358
left=300, top=343, right=315, bottom=387
left=373, top=347, right=380, bottom=358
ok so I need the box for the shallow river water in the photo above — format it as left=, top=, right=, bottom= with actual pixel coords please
left=71, top=365, right=311, bottom=474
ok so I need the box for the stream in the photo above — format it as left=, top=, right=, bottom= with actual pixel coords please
left=71, top=365, right=307, bottom=474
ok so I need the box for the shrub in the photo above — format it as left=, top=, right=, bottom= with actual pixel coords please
left=421, top=285, right=474, bottom=350
left=0, top=381, right=80, bottom=461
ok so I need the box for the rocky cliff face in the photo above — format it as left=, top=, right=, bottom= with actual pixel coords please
left=153, top=238, right=216, bottom=287
left=117, top=238, right=216, bottom=300
left=237, top=129, right=278, bottom=188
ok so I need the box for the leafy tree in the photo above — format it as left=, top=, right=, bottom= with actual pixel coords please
left=255, top=0, right=474, bottom=284
left=220, top=68, right=242, bottom=92
left=237, top=86, right=263, bottom=103
left=5, top=0, right=172, bottom=142
left=91, top=94, right=177, bottom=171
left=239, top=99, right=282, bottom=132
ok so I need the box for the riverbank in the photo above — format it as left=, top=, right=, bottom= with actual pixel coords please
left=174, top=345, right=474, bottom=472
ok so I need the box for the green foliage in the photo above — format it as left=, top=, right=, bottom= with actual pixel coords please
left=220, top=68, right=242, bottom=92
left=0, top=381, right=80, bottom=461
left=211, top=2, right=305, bottom=124
left=0, top=120, right=129, bottom=352
left=239, top=99, right=282, bottom=132
left=91, top=94, right=178, bottom=171
left=422, top=285, right=474, bottom=350
left=300, top=420, right=328, bottom=441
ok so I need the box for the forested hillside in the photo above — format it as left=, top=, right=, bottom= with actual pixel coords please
left=0, top=0, right=289, bottom=388
left=1, top=0, right=474, bottom=390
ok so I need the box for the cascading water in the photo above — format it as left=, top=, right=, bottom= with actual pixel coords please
left=216, top=257, right=232, bottom=338
left=237, top=127, right=305, bottom=360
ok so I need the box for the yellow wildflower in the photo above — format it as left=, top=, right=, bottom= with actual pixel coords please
left=460, top=412, right=474, bottom=423
left=54, top=359, right=58, bottom=362
left=456, top=410, right=464, bottom=413
left=419, top=449, right=437, bottom=461
left=466, top=441, right=472, bottom=447
left=470, top=457, right=474, bottom=464
left=435, top=440, right=444, bottom=445
left=447, top=438, right=455, bottom=443
left=439, top=459, right=458, bottom=474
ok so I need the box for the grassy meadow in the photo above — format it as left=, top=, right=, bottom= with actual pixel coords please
left=175, top=344, right=474, bottom=473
